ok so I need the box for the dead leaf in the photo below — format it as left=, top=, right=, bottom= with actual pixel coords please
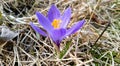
left=0, top=26, right=19, bottom=40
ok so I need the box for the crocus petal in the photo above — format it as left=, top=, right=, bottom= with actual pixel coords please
left=30, top=22, right=47, bottom=36
left=36, top=12, right=53, bottom=33
left=60, top=7, right=71, bottom=28
left=47, top=4, right=61, bottom=22
left=50, top=29, right=66, bottom=48
left=66, top=20, right=85, bottom=36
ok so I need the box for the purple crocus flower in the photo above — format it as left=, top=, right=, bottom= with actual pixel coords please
left=30, top=4, right=85, bottom=48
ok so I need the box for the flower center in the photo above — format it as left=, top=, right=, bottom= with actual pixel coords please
left=52, top=19, right=61, bottom=29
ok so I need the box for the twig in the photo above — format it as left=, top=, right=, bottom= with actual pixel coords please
left=94, top=21, right=110, bottom=45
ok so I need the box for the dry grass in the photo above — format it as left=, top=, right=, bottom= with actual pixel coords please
left=0, top=0, right=120, bottom=66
